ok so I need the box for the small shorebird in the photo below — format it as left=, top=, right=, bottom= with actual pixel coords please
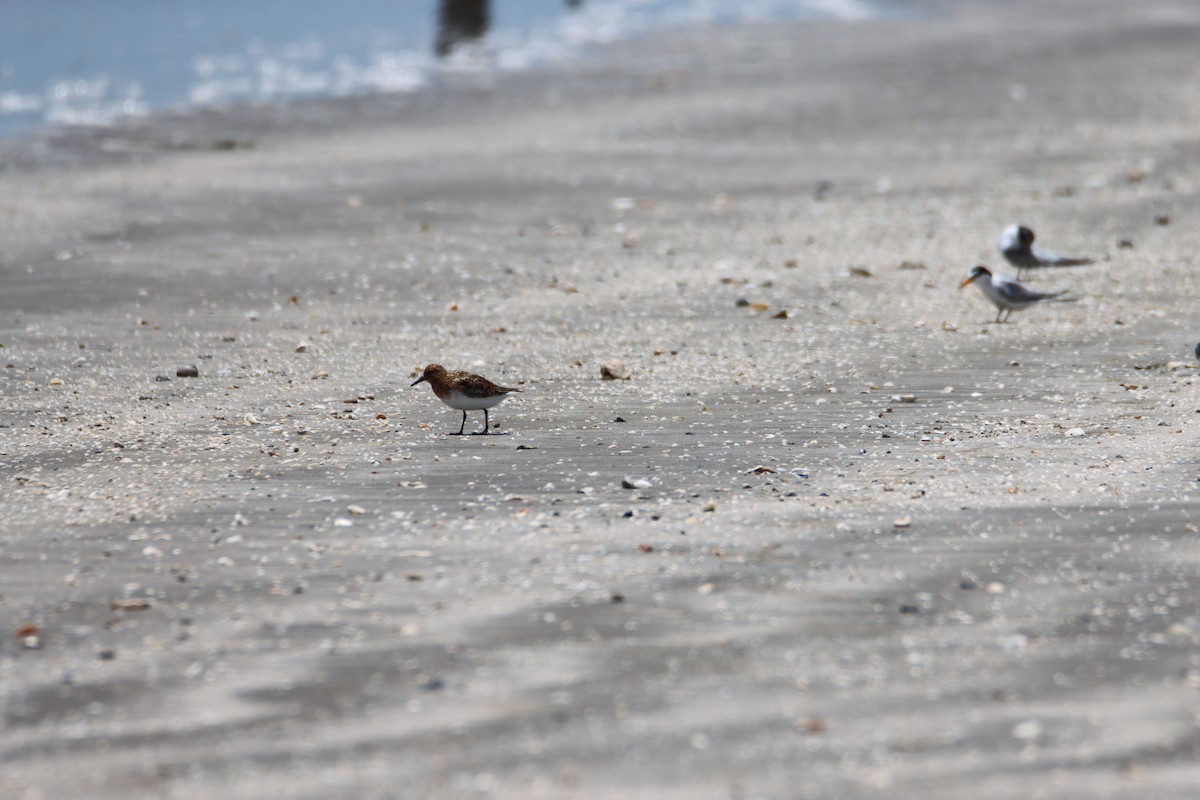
left=959, top=265, right=1074, bottom=323
left=999, top=224, right=1094, bottom=280
left=411, top=364, right=520, bottom=435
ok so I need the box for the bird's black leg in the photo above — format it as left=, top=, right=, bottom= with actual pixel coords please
left=472, top=408, right=490, bottom=435
left=451, top=410, right=466, bottom=435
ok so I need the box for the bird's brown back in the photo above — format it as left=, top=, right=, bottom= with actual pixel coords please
left=452, top=371, right=520, bottom=397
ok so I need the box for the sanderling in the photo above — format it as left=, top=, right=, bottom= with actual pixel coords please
left=959, top=265, right=1074, bottom=323
left=411, top=363, right=521, bottom=435
left=999, top=224, right=1095, bottom=280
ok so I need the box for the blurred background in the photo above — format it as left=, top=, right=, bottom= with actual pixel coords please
left=0, top=0, right=880, bottom=138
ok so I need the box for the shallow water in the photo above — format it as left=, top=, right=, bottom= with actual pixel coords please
left=0, top=0, right=880, bottom=139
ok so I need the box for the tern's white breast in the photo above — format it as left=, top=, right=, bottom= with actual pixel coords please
left=442, top=390, right=508, bottom=411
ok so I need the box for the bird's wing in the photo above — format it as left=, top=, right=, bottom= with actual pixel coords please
left=1000, top=246, right=1037, bottom=268
left=994, top=277, right=1063, bottom=303
left=1030, top=243, right=1093, bottom=267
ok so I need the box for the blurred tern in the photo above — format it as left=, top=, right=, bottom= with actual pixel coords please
left=959, top=265, right=1074, bottom=323
left=999, top=224, right=1094, bottom=280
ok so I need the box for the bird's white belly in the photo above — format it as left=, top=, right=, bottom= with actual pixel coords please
left=443, top=391, right=507, bottom=411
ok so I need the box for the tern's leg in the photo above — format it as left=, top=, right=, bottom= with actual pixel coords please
left=451, top=410, right=467, bottom=435
left=472, top=408, right=490, bottom=435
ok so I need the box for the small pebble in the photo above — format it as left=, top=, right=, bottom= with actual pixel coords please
left=176, top=365, right=200, bottom=378
left=109, top=598, right=152, bottom=611
left=621, top=477, right=652, bottom=490
left=798, top=717, right=827, bottom=734
left=735, top=297, right=750, bottom=307
left=155, top=375, right=171, bottom=382
left=419, top=676, right=446, bottom=691
left=1012, top=720, right=1043, bottom=740
left=1065, top=427, right=1086, bottom=437
left=893, top=516, right=912, bottom=529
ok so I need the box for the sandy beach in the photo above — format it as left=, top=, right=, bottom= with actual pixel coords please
left=3, top=0, right=1200, bottom=797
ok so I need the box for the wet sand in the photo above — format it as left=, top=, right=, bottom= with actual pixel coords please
left=3, top=1, right=1200, bottom=797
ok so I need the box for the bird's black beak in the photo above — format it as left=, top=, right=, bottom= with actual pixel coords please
left=411, top=376, right=426, bottom=387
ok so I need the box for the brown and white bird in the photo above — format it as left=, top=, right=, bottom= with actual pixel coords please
left=999, top=224, right=1094, bottom=280
left=411, top=363, right=521, bottom=435
left=958, top=265, right=1074, bottom=323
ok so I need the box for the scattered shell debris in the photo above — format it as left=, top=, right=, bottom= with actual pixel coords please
left=601, top=359, right=631, bottom=380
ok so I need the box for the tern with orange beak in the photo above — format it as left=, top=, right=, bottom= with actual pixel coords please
left=959, top=265, right=1073, bottom=323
